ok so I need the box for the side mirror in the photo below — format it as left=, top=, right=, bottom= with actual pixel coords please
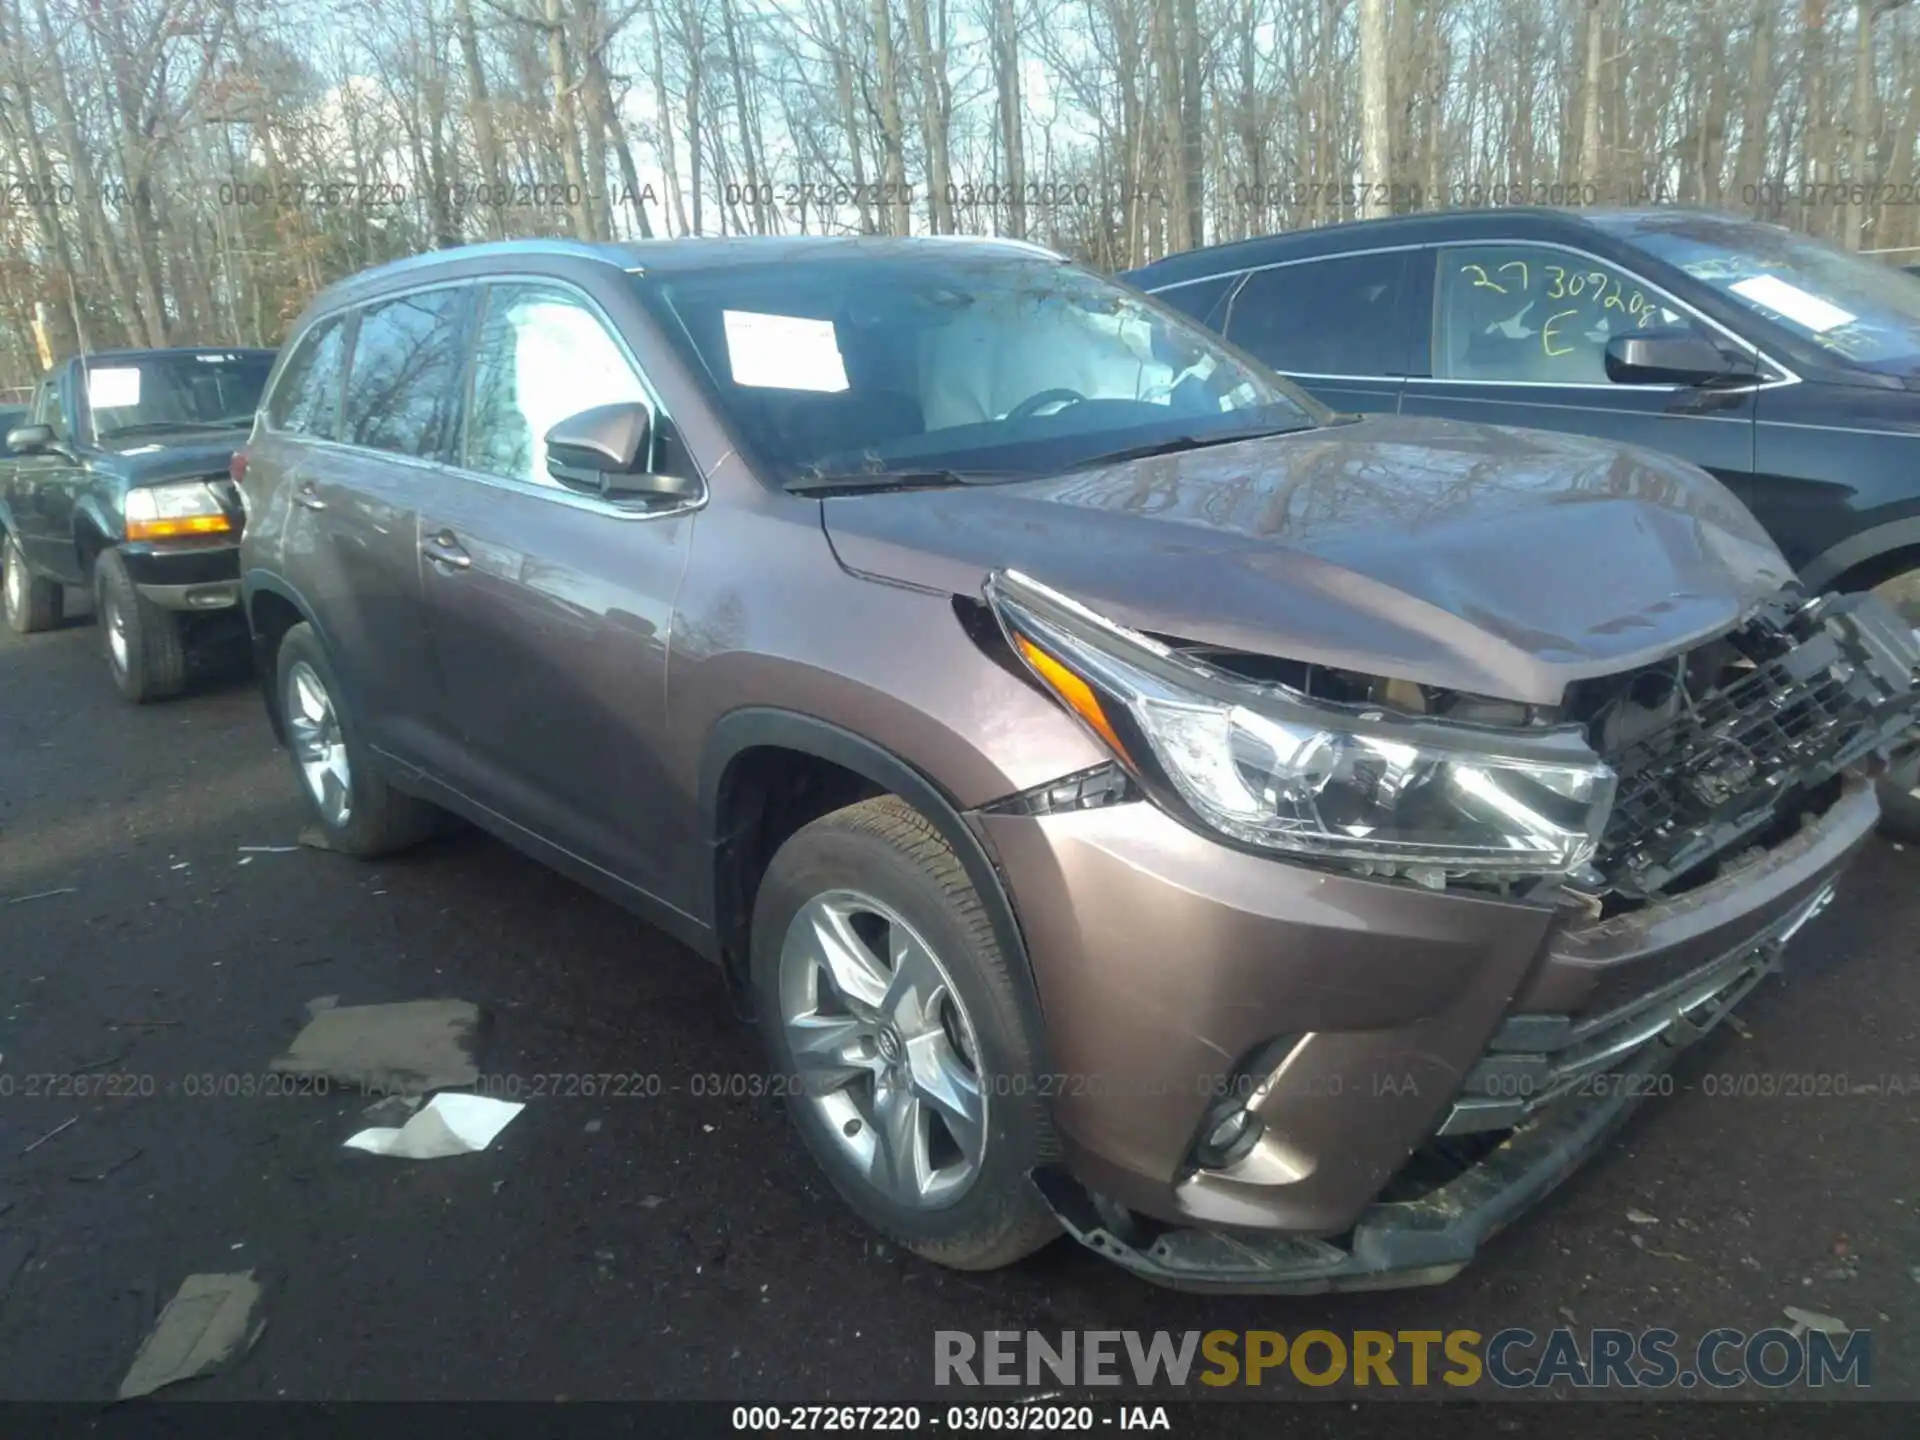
left=1604, top=329, right=1753, bottom=387
left=543, top=402, right=698, bottom=504
left=6, top=423, right=54, bottom=455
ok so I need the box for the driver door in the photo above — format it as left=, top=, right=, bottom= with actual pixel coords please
left=408, top=279, right=701, bottom=900
left=12, top=373, right=88, bottom=585
left=1399, top=243, right=1760, bottom=497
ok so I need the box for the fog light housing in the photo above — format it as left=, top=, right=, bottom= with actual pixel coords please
left=1193, top=1104, right=1264, bottom=1171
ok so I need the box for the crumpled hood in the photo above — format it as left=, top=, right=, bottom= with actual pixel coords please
left=821, top=414, right=1794, bottom=705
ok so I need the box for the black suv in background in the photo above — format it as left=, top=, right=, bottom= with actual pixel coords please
left=1129, top=208, right=1920, bottom=827
left=1, top=348, right=272, bottom=699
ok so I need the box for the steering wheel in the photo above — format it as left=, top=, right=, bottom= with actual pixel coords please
left=1006, top=387, right=1088, bottom=421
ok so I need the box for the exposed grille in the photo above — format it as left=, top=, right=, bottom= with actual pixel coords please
left=1437, top=881, right=1836, bottom=1137
left=1589, top=592, right=1920, bottom=898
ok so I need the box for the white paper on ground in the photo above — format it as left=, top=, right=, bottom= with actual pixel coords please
left=1729, top=274, right=1856, bottom=333
left=87, top=366, right=143, bottom=409
left=343, top=1092, right=524, bottom=1158
left=722, top=310, right=849, bottom=392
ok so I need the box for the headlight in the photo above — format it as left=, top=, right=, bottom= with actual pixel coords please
left=986, top=569, right=1615, bottom=880
left=124, top=481, right=233, bottom=542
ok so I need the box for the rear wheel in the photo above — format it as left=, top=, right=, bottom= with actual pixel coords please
left=1869, top=569, right=1920, bottom=842
left=94, top=549, right=185, bottom=702
left=274, top=621, right=442, bottom=858
left=3, top=533, right=62, bottom=634
left=750, top=795, right=1060, bottom=1270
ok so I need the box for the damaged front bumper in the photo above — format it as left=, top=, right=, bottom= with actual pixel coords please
left=988, top=760, right=1884, bottom=1294
left=1036, top=847, right=1847, bottom=1294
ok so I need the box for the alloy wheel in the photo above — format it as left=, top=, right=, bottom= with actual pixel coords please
left=286, top=660, right=352, bottom=826
left=777, top=889, right=987, bottom=1209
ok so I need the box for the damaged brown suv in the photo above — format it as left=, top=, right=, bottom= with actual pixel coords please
left=238, top=236, right=1920, bottom=1290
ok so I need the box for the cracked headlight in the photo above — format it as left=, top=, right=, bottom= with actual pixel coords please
left=986, top=569, right=1615, bottom=878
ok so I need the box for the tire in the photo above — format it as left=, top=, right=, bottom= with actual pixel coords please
left=750, top=794, right=1061, bottom=1270
left=1866, top=568, right=1920, bottom=843
left=3, top=532, right=62, bottom=634
left=93, top=548, right=185, bottom=702
left=273, top=621, right=442, bottom=858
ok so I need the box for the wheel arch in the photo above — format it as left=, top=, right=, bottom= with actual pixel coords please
left=699, top=708, right=1046, bottom=1036
left=1800, top=519, right=1920, bottom=594
left=71, top=509, right=113, bottom=580
left=242, top=572, right=328, bottom=745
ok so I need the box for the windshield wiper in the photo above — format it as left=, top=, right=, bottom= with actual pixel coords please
left=1065, top=421, right=1319, bottom=472
left=785, top=468, right=1017, bottom=497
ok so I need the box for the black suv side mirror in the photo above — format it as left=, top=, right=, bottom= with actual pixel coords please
left=1604, top=329, right=1754, bottom=387
left=5, top=423, right=55, bottom=455
left=544, top=403, right=698, bottom=504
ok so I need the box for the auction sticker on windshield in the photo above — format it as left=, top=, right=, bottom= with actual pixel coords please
left=723, top=309, right=849, bottom=392
left=1729, top=274, right=1857, bottom=333
left=87, top=366, right=142, bottom=409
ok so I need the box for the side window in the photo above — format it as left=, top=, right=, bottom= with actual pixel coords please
left=1224, top=252, right=1411, bottom=376
left=1432, top=245, right=1706, bottom=384
left=33, top=378, right=69, bottom=442
left=464, top=284, right=651, bottom=488
left=1149, top=272, right=1238, bottom=333
left=341, top=287, right=473, bottom=460
left=269, top=316, right=348, bottom=439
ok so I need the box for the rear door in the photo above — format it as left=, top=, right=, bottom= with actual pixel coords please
left=1399, top=242, right=1760, bottom=495
left=291, top=288, right=473, bottom=758
left=1215, top=248, right=1417, bottom=415
left=408, top=277, right=700, bottom=900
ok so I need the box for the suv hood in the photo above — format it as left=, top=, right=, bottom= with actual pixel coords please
left=821, top=414, right=1793, bottom=705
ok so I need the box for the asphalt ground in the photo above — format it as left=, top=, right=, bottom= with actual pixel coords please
left=1, top=602, right=1917, bottom=1423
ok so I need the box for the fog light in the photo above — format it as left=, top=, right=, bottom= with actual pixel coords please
left=186, top=586, right=230, bottom=608
left=1194, top=1105, right=1264, bottom=1171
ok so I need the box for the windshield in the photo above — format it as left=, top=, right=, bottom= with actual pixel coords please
left=636, top=250, right=1322, bottom=483
left=83, top=351, right=273, bottom=443
left=1595, top=213, right=1920, bottom=377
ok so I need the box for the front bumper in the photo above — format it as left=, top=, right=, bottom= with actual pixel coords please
left=977, top=774, right=1878, bottom=1292
left=119, top=540, right=241, bottom=611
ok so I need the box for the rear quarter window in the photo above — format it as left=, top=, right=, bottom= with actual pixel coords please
left=267, top=316, right=348, bottom=439
left=1225, top=251, right=1413, bottom=376
left=1144, top=272, right=1238, bottom=332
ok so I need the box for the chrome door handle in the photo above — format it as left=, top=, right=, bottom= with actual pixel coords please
left=292, top=481, right=327, bottom=511
left=420, top=533, right=472, bottom=570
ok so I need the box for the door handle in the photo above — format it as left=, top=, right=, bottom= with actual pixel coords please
left=292, top=481, right=327, bottom=511
left=420, top=531, right=472, bottom=570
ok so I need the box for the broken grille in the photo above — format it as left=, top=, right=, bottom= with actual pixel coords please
left=1590, top=591, right=1920, bottom=899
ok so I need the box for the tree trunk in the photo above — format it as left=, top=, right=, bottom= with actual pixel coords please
left=1359, top=0, right=1391, bottom=217
left=718, top=0, right=770, bottom=233
left=457, top=0, right=508, bottom=238
left=870, top=0, right=913, bottom=233
left=1735, top=0, right=1776, bottom=212
left=543, top=0, right=600, bottom=240
left=992, top=0, right=1025, bottom=237
left=904, top=0, right=955, bottom=232
left=1579, top=0, right=1607, bottom=195
left=1177, top=0, right=1203, bottom=243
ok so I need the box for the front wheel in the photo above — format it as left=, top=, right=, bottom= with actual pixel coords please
left=3, top=532, right=63, bottom=634
left=94, top=549, right=185, bottom=702
left=750, top=795, right=1061, bottom=1270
